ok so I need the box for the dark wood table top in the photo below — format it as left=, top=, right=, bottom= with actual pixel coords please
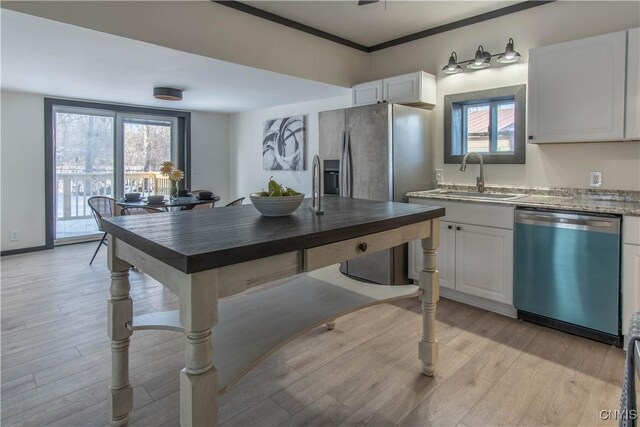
left=115, top=195, right=221, bottom=209
left=102, top=196, right=445, bottom=274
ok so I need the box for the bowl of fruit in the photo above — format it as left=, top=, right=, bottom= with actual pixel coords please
left=250, top=178, right=304, bottom=217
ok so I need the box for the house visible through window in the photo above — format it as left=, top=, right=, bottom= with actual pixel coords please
left=444, top=85, right=525, bottom=164
left=463, top=100, right=515, bottom=154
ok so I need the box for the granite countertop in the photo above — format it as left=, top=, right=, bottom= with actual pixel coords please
left=407, top=183, right=640, bottom=216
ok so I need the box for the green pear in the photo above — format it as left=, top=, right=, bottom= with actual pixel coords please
left=267, top=176, right=285, bottom=195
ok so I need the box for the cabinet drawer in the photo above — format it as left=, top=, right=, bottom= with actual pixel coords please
left=624, top=216, right=640, bottom=245
left=409, top=198, right=514, bottom=230
left=303, top=220, right=432, bottom=271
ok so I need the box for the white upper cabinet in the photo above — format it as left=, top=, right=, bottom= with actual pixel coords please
left=353, top=71, right=436, bottom=108
left=626, top=28, right=640, bottom=140
left=352, top=80, right=383, bottom=106
left=528, top=31, right=627, bottom=143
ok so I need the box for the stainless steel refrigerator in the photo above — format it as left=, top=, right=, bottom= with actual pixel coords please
left=319, top=102, right=434, bottom=285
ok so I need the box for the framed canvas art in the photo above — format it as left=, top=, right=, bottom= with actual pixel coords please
left=263, top=115, right=305, bottom=171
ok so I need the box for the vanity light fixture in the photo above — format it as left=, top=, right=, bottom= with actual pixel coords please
left=153, top=87, right=183, bottom=101
left=442, top=38, right=521, bottom=74
left=442, top=52, right=463, bottom=74
left=496, top=38, right=522, bottom=64
left=467, top=45, right=492, bottom=69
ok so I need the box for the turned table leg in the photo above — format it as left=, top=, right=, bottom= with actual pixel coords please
left=107, top=237, right=133, bottom=426
left=325, top=320, right=336, bottom=330
left=179, top=271, right=219, bottom=426
left=418, top=219, right=440, bottom=376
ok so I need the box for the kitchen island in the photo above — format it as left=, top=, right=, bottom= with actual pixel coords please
left=102, top=195, right=444, bottom=426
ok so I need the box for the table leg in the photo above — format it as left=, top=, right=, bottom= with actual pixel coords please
left=107, top=237, right=133, bottom=426
left=418, top=219, right=440, bottom=376
left=179, top=271, right=219, bottom=426
left=325, top=320, right=336, bottom=330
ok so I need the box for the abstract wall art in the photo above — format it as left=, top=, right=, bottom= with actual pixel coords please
left=262, top=115, right=305, bottom=171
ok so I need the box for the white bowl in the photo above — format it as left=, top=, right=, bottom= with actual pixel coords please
left=146, top=195, right=165, bottom=204
left=249, top=193, right=305, bottom=217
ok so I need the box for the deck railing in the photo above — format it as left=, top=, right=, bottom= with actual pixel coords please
left=56, top=172, right=171, bottom=220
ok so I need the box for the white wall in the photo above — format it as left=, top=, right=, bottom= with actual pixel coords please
left=0, top=91, right=230, bottom=251
left=190, top=111, right=231, bottom=204
left=368, top=1, right=640, bottom=190
left=229, top=95, right=352, bottom=200
left=1, top=91, right=46, bottom=251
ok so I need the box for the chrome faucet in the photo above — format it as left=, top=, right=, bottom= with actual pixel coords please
left=309, top=155, right=324, bottom=215
left=460, top=152, right=485, bottom=193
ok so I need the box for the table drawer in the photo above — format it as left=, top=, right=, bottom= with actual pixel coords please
left=303, top=220, right=433, bottom=272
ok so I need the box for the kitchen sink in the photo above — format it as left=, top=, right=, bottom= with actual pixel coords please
left=435, top=190, right=526, bottom=200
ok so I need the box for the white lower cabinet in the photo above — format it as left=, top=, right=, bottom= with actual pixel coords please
left=623, top=216, right=640, bottom=336
left=437, top=221, right=456, bottom=291
left=623, top=244, right=640, bottom=335
left=454, top=224, right=513, bottom=305
left=408, top=199, right=514, bottom=313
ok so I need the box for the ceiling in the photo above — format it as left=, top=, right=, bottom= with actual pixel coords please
left=0, top=10, right=350, bottom=113
left=240, top=0, right=521, bottom=47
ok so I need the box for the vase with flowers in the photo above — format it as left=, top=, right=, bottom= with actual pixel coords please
left=159, top=161, right=185, bottom=198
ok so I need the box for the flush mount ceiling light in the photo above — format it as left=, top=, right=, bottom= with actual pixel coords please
left=497, top=37, right=522, bottom=64
left=153, top=87, right=183, bottom=101
left=442, top=52, right=463, bottom=74
left=442, top=38, right=521, bottom=74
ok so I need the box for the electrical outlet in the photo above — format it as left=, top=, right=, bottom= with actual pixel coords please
left=435, top=169, right=443, bottom=183
left=590, top=171, right=603, bottom=188
left=10, top=229, right=19, bottom=241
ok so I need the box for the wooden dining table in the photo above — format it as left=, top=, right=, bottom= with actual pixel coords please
left=115, top=195, right=221, bottom=211
left=101, top=196, right=445, bottom=426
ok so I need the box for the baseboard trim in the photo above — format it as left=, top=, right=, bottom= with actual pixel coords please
left=1, top=245, right=48, bottom=256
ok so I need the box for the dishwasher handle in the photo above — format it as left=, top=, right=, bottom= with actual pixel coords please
left=516, top=210, right=620, bottom=233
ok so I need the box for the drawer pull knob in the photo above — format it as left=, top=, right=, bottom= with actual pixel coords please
left=447, top=225, right=453, bottom=230
left=456, top=226, right=461, bottom=231
left=358, top=243, right=368, bottom=252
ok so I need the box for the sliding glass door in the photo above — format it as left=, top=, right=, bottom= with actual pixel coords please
left=52, top=105, right=183, bottom=244
left=54, top=107, right=116, bottom=241
left=118, top=115, right=177, bottom=200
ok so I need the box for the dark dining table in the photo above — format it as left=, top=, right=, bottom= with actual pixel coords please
left=116, top=195, right=221, bottom=211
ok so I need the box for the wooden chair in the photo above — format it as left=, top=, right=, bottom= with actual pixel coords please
left=225, top=197, right=245, bottom=207
left=87, top=196, right=118, bottom=265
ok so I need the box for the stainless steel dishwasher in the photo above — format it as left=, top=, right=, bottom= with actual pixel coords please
left=514, top=208, right=621, bottom=346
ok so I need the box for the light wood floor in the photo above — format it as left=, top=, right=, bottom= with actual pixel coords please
left=1, top=242, right=626, bottom=426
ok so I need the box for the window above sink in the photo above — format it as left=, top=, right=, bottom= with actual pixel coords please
left=444, top=84, right=526, bottom=165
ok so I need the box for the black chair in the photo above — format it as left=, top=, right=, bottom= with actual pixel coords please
left=225, top=197, right=245, bottom=207
left=87, top=196, right=117, bottom=265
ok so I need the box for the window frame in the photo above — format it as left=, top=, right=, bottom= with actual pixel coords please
left=444, top=84, right=526, bottom=165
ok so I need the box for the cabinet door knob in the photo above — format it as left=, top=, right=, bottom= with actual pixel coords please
left=358, top=243, right=368, bottom=252
left=456, top=226, right=461, bottom=231
left=447, top=225, right=453, bottom=230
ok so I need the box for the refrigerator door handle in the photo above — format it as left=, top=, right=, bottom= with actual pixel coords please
left=338, top=131, right=346, bottom=196
left=345, top=132, right=353, bottom=198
